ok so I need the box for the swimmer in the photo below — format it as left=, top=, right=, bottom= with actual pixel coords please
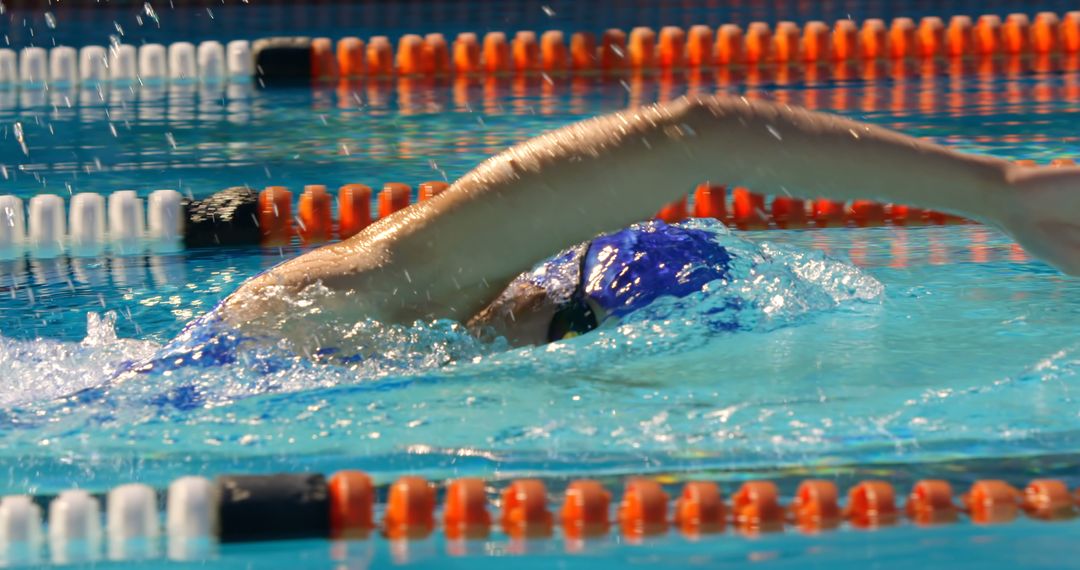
left=219, top=95, right=1080, bottom=349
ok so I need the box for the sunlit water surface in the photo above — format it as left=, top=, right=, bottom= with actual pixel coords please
left=0, top=59, right=1078, bottom=568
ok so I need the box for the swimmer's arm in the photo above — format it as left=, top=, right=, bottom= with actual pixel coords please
left=672, top=97, right=1079, bottom=276
left=226, top=95, right=1078, bottom=331
left=382, top=94, right=1079, bottom=301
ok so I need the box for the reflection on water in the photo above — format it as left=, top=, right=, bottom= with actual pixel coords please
left=0, top=56, right=1078, bottom=201
left=0, top=49, right=1076, bottom=497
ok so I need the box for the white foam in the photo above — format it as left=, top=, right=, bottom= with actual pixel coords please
left=79, top=46, right=109, bottom=83
left=108, top=44, right=138, bottom=82
left=18, top=47, right=48, bottom=84
left=167, top=42, right=197, bottom=80
left=197, top=41, right=225, bottom=81
left=49, top=46, right=79, bottom=85
left=138, top=44, right=167, bottom=81
left=226, top=40, right=252, bottom=77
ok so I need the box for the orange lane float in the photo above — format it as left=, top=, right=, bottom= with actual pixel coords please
left=513, top=31, right=540, bottom=72
left=384, top=476, right=436, bottom=539
left=1021, top=479, right=1077, bottom=520
left=731, top=188, right=768, bottom=229
left=656, top=197, right=688, bottom=223
left=541, top=30, right=567, bottom=71
left=396, top=34, right=426, bottom=76
left=946, top=15, right=974, bottom=57
left=337, top=37, right=365, bottom=77
left=889, top=17, right=916, bottom=59
left=1064, top=12, right=1080, bottom=53
left=337, top=184, right=371, bottom=239
left=443, top=478, right=492, bottom=539
left=859, top=19, right=887, bottom=60
left=692, top=183, right=727, bottom=220
left=812, top=198, right=845, bottom=227
left=802, top=21, right=831, bottom=62
left=715, top=24, right=744, bottom=65
left=618, top=478, right=669, bottom=538
left=771, top=196, right=808, bottom=228
left=744, top=22, right=772, bottom=64
left=1003, top=13, right=1031, bottom=54
left=560, top=480, right=611, bottom=539
left=791, top=480, right=841, bottom=532
left=674, top=482, right=725, bottom=536
left=975, top=15, right=1002, bottom=55
left=328, top=470, right=375, bottom=539
left=570, top=32, right=596, bottom=71
left=847, top=200, right=887, bottom=227
left=1051, top=157, right=1077, bottom=166
left=424, top=33, right=450, bottom=75
left=298, top=184, right=333, bottom=243
left=832, top=19, right=859, bottom=61
left=1032, top=12, right=1061, bottom=54
left=418, top=180, right=449, bottom=201
left=917, top=16, right=945, bottom=58
left=770, top=21, right=798, bottom=63
left=686, top=25, right=714, bottom=67
left=311, top=37, right=337, bottom=79
left=886, top=203, right=924, bottom=226
left=258, top=186, right=293, bottom=246
left=732, top=481, right=784, bottom=533
left=963, top=480, right=1020, bottom=524
left=483, top=32, right=512, bottom=74
left=453, top=32, right=482, bottom=74
left=658, top=26, right=686, bottom=69
left=906, top=480, right=958, bottom=525
left=628, top=27, right=658, bottom=69
left=378, top=182, right=411, bottom=218
left=845, top=480, right=899, bottom=528
left=600, top=29, right=628, bottom=71
left=366, top=36, right=394, bottom=76
left=500, top=479, right=554, bottom=538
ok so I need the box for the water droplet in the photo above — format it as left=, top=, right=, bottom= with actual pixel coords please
left=143, top=2, right=159, bottom=25
left=44, top=12, right=56, bottom=29
left=165, top=132, right=176, bottom=149
left=541, top=5, right=556, bottom=16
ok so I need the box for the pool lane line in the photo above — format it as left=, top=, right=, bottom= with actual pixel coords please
left=0, top=472, right=1077, bottom=563
left=0, top=12, right=1077, bottom=87
left=0, top=157, right=1074, bottom=259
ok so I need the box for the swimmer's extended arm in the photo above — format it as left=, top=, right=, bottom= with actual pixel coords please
left=225, top=96, right=1079, bottom=332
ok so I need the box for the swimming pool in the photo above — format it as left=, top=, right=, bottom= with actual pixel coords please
left=1, top=3, right=1080, bottom=568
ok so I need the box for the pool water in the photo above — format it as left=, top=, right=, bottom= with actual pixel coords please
left=1, top=44, right=1079, bottom=570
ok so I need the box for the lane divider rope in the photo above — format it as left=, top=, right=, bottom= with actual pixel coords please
left=0, top=472, right=1076, bottom=563
left=0, top=158, right=1073, bottom=259
left=0, top=12, right=1077, bottom=87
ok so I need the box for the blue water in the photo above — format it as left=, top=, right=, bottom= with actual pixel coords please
left=1, top=26, right=1080, bottom=570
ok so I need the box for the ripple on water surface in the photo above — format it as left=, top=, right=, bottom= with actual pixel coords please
left=0, top=221, right=1077, bottom=493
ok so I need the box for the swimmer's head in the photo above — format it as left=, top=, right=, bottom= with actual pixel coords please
left=467, top=281, right=599, bottom=346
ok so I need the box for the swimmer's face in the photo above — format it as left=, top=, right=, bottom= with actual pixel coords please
left=467, top=282, right=562, bottom=346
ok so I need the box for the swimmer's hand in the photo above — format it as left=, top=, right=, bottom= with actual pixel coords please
left=997, top=165, right=1080, bottom=276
